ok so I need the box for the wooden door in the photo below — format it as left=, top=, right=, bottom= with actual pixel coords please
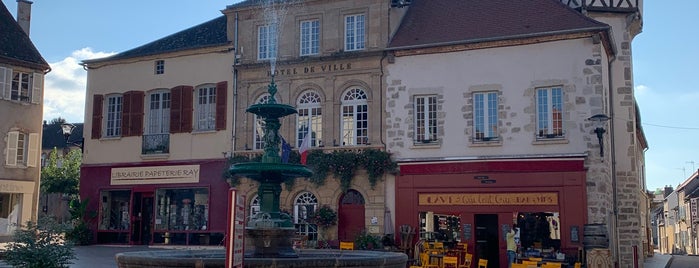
left=338, top=190, right=365, bottom=241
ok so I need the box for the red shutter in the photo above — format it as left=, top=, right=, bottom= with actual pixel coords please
left=91, top=94, right=103, bottom=139
left=215, top=81, right=228, bottom=131
left=130, top=91, right=145, bottom=136
left=181, top=86, right=194, bottom=133
left=121, top=91, right=133, bottom=137
left=170, top=86, right=183, bottom=133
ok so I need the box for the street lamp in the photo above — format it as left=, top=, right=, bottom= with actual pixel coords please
left=588, top=114, right=610, bottom=157
left=60, top=122, right=84, bottom=153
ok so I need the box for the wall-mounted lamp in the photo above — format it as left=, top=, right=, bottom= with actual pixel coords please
left=60, top=123, right=84, bottom=153
left=588, top=114, right=610, bottom=157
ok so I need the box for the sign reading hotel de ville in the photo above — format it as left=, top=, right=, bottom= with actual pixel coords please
left=110, top=165, right=200, bottom=185
left=418, top=193, right=558, bottom=206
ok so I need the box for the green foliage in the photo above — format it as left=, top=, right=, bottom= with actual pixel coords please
left=221, top=149, right=397, bottom=192
left=353, top=230, right=382, bottom=250
left=65, top=199, right=95, bottom=245
left=309, top=205, right=337, bottom=227
left=40, top=149, right=81, bottom=196
left=4, top=217, right=76, bottom=268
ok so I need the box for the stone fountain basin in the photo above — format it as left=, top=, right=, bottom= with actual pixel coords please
left=115, top=248, right=408, bottom=268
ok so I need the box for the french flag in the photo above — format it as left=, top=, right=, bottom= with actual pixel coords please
left=299, top=133, right=311, bottom=165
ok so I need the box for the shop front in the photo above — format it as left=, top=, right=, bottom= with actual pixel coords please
left=80, top=160, right=230, bottom=245
left=395, top=158, right=587, bottom=268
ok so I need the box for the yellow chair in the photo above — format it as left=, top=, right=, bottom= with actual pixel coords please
left=521, top=260, right=539, bottom=266
left=541, top=263, right=561, bottom=268
left=528, top=257, right=543, bottom=262
left=477, top=258, right=488, bottom=268
left=443, top=256, right=458, bottom=268
left=460, top=253, right=473, bottom=268
left=419, top=252, right=439, bottom=268
left=573, top=262, right=581, bottom=268
left=512, top=264, right=529, bottom=268
left=339, top=241, right=354, bottom=250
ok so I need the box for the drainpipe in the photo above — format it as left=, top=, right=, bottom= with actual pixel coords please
left=232, top=12, right=239, bottom=153
left=607, top=46, right=620, bottom=267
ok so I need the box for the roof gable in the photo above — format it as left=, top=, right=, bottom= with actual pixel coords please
left=0, top=1, right=49, bottom=70
left=388, top=0, right=609, bottom=50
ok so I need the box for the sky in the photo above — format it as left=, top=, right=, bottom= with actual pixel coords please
left=3, top=0, right=697, bottom=192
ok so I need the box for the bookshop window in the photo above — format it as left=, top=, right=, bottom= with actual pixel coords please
left=155, top=188, right=209, bottom=231
left=99, top=190, right=131, bottom=231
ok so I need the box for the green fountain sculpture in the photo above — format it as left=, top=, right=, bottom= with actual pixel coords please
left=229, top=76, right=313, bottom=258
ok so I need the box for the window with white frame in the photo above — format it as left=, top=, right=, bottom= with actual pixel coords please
left=300, top=19, right=320, bottom=56
left=297, top=90, right=322, bottom=147
left=249, top=195, right=260, bottom=217
left=414, top=95, right=437, bottom=143
left=473, top=92, right=498, bottom=141
left=155, top=60, right=164, bottom=75
left=147, top=90, right=170, bottom=134
left=195, top=85, right=216, bottom=131
left=536, top=87, right=563, bottom=138
left=254, top=94, right=272, bottom=150
left=5, top=131, right=38, bottom=167
left=258, top=24, right=278, bottom=60
left=294, top=192, right=318, bottom=241
left=340, top=88, right=368, bottom=145
left=344, top=14, right=365, bottom=51
left=0, top=67, right=42, bottom=104
left=105, top=95, right=123, bottom=137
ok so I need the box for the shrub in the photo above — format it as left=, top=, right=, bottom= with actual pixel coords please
left=4, top=217, right=76, bottom=268
left=354, top=230, right=382, bottom=250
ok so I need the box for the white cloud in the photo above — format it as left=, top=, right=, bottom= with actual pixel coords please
left=43, top=48, right=115, bottom=123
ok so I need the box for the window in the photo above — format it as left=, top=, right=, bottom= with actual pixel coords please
left=249, top=195, right=260, bottom=217
left=340, top=88, right=368, bottom=145
left=5, top=131, right=38, bottom=167
left=297, top=91, right=322, bottom=147
left=147, top=90, right=170, bottom=134
left=414, top=95, right=437, bottom=143
left=254, top=94, right=272, bottom=150
left=154, top=188, right=209, bottom=231
left=105, top=95, right=123, bottom=137
left=344, top=14, right=365, bottom=51
left=258, top=24, right=278, bottom=60
left=195, top=85, right=216, bottom=131
left=0, top=67, right=42, bottom=104
left=473, top=92, right=498, bottom=141
left=0, top=193, right=22, bottom=235
left=536, top=87, right=563, bottom=138
left=294, top=192, right=318, bottom=241
left=155, top=60, right=164, bottom=75
left=98, top=190, right=131, bottom=231
left=300, top=19, right=319, bottom=56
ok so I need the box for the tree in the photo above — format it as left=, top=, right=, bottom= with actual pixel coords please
left=4, top=217, right=76, bottom=268
left=48, top=117, right=67, bottom=125
left=41, top=148, right=81, bottom=196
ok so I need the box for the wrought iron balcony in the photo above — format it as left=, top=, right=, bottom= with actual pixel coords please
left=142, top=134, right=170, bottom=154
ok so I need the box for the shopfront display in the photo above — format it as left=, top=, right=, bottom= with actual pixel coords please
left=97, top=190, right=131, bottom=243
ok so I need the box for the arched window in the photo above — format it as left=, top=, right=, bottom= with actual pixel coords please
left=249, top=195, right=260, bottom=217
left=340, top=88, right=368, bottom=146
left=254, top=94, right=272, bottom=150
left=296, top=90, right=322, bottom=147
left=294, top=192, right=318, bottom=241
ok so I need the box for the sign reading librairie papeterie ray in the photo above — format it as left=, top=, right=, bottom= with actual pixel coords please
left=110, top=165, right=200, bottom=185
left=418, top=192, right=558, bottom=206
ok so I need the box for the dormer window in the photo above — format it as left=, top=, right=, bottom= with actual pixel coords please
left=155, top=60, right=164, bottom=75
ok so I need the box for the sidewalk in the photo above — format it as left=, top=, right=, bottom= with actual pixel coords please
left=644, top=252, right=672, bottom=268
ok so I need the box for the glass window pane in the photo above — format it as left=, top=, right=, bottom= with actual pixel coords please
left=155, top=188, right=209, bottom=231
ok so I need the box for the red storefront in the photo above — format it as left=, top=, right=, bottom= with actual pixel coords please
left=80, top=159, right=230, bottom=245
left=395, top=158, right=587, bottom=268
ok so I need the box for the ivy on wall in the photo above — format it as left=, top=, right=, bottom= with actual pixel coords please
left=223, top=148, right=398, bottom=192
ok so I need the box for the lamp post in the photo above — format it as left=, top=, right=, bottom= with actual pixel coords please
left=60, top=123, right=84, bottom=153
left=588, top=114, right=610, bottom=157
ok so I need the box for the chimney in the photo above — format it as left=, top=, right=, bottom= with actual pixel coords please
left=16, top=0, right=33, bottom=36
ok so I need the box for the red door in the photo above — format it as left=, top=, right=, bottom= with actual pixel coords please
left=338, top=190, right=365, bottom=241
